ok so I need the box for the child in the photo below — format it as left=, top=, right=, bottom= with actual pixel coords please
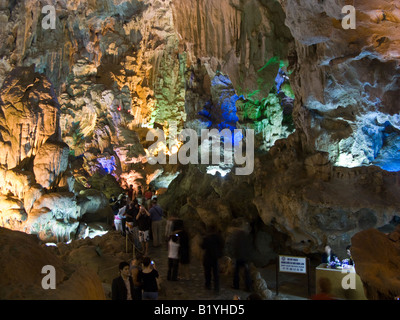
left=167, top=233, right=180, bottom=281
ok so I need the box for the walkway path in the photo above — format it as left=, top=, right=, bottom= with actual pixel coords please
left=127, top=237, right=311, bottom=300
left=145, top=244, right=249, bottom=300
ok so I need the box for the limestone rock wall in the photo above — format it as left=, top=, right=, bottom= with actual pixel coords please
left=0, top=66, right=60, bottom=169
left=33, top=140, right=70, bottom=189
left=0, top=227, right=106, bottom=300
left=0, top=0, right=188, bottom=191
left=0, top=66, right=114, bottom=242
left=152, top=0, right=400, bottom=265
left=0, top=0, right=399, bottom=291
left=351, top=226, right=400, bottom=300
left=159, top=129, right=400, bottom=263
left=172, top=0, right=293, bottom=99
left=0, top=0, right=296, bottom=190
left=280, top=0, right=400, bottom=171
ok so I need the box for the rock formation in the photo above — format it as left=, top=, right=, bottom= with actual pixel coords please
left=0, top=66, right=60, bottom=170
left=280, top=0, right=400, bottom=172
left=351, top=225, right=400, bottom=300
left=0, top=65, right=113, bottom=242
left=33, top=140, right=70, bottom=188
left=0, top=0, right=399, bottom=300
left=0, top=227, right=106, bottom=300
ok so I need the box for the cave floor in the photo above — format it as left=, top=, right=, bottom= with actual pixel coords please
left=125, top=240, right=313, bottom=300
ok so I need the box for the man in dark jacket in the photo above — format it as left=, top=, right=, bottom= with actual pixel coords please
left=201, top=225, right=224, bottom=293
left=230, top=227, right=253, bottom=291
left=112, top=261, right=135, bottom=300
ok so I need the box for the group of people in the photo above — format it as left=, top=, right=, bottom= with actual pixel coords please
left=110, top=186, right=192, bottom=300
left=111, top=229, right=191, bottom=300
left=111, top=223, right=253, bottom=300
left=110, top=186, right=255, bottom=300
left=111, top=213, right=361, bottom=301
left=321, top=245, right=354, bottom=266
left=200, top=225, right=254, bottom=295
left=311, top=244, right=355, bottom=300
left=112, top=257, right=160, bottom=300
left=109, top=185, right=163, bottom=257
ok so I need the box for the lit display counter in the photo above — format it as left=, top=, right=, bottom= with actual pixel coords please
left=315, top=264, right=368, bottom=300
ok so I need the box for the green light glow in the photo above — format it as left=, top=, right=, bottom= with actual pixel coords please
left=281, top=82, right=295, bottom=99
left=257, top=56, right=287, bottom=73
left=237, top=89, right=293, bottom=129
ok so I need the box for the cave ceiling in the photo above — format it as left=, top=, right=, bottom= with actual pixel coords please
left=0, top=0, right=399, bottom=256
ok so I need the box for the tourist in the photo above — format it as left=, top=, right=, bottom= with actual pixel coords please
left=144, top=187, right=153, bottom=200
left=346, top=245, right=354, bottom=266
left=111, top=261, right=135, bottom=300
left=200, top=225, right=224, bottom=293
left=167, top=233, right=180, bottom=281
left=130, top=257, right=142, bottom=300
left=114, top=201, right=127, bottom=235
left=134, top=186, right=143, bottom=205
left=127, top=184, right=134, bottom=201
left=114, top=212, right=122, bottom=233
left=175, top=221, right=191, bottom=280
left=137, top=186, right=143, bottom=198
left=138, top=256, right=160, bottom=300
left=230, top=227, right=253, bottom=292
left=321, top=245, right=338, bottom=264
left=126, top=199, right=140, bottom=249
left=117, top=197, right=128, bottom=236
left=109, top=194, right=117, bottom=204
left=149, top=199, right=164, bottom=247
left=144, top=187, right=153, bottom=208
left=165, top=214, right=179, bottom=244
left=136, top=205, right=151, bottom=256
left=109, top=194, right=119, bottom=215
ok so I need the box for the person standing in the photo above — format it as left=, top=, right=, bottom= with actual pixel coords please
left=137, top=186, right=143, bottom=201
left=126, top=199, right=140, bottom=249
left=117, top=198, right=127, bottom=236
left=149, top=199, right=164, bottom=247
left=109, top=194, right=119, bottom=215
left=138, top=257, right=159, bottom=300
left=127, top=184, right=134, bottom=201
left=322, top=245, right=338, bottom=264
left=136, top=205, right=151, bottom=256
left=125, top=200, right=135, bottom=232
left=144, top=187, right=153, bottom=208
left=130, top=258, right=142, bottom=300
left=230, top=227, right=253, bottom=292
left=201, top=225, right=224, bottom=293
left=167, top=233, right=180, bottom=281
left=346, top=245, right=354, bottom=266
left=175, top=221, right=191, bottom=280
left=144, top=187, right=153, bottom=200
left=112, top=261, right=135, bottom=300
left=165, top=215, right=179, bottom=244
left=114, top=201, right=126, bottom=235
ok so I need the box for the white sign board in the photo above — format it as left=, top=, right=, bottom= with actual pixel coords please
left=279, top=255, right=307, bottom=274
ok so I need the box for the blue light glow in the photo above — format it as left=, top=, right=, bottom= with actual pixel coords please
left=198, top=74, right=240, bottom=145
left=97, top=156, right=116, bottom=174
left=357, top=114, right=400, bottom=172
left=373, top=129, right=400, bottom=172
left=275, top=68, right=286, bottom=93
